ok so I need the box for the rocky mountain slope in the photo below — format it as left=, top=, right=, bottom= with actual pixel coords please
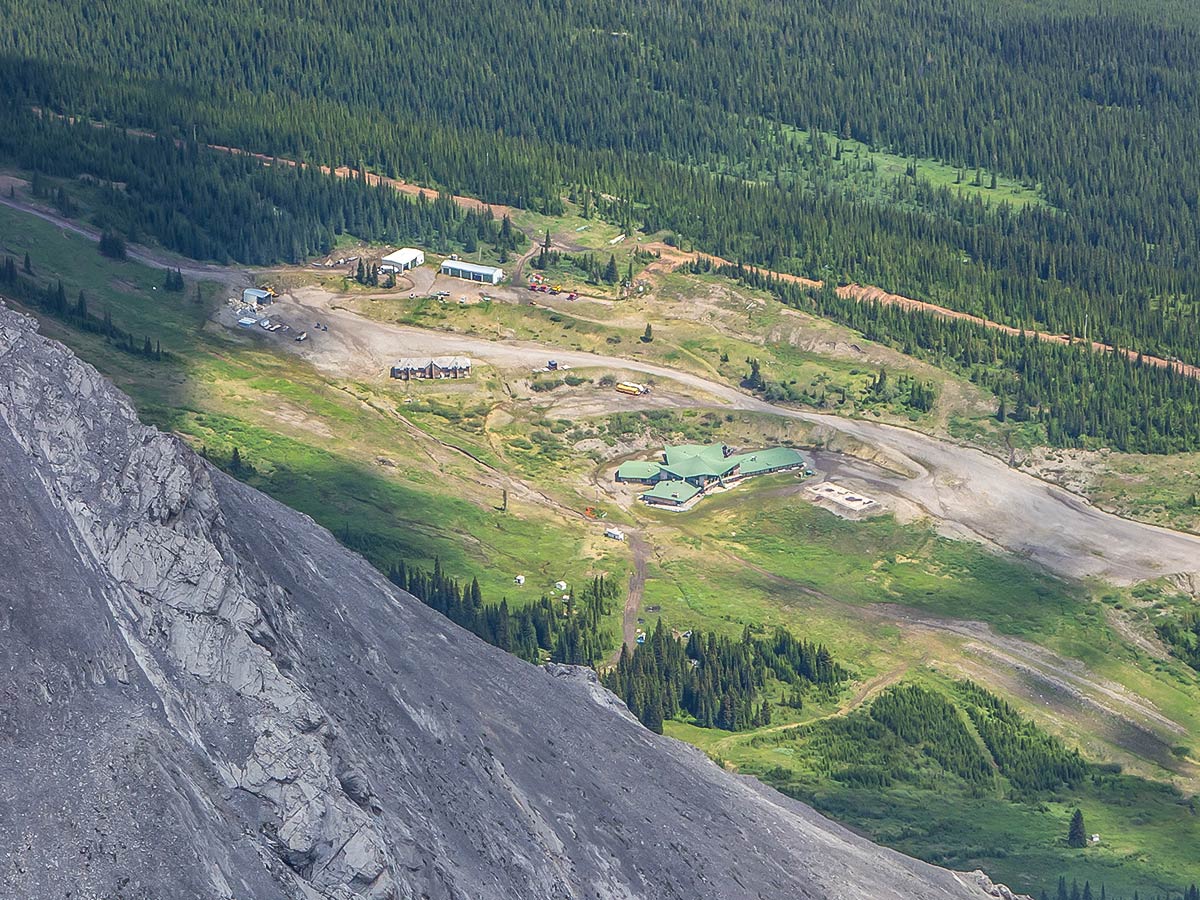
left=0, top=302, right=1017, bottom=899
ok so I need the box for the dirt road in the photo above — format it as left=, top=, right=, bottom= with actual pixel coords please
left=0, top=193, right=250, bottom=289
left=269, top=285, right=1200, bottom=587
left=640, top=244, right=1200, bottom=381
left=609, top=531, right=649, bottom=666
left=21, top=112, right=1199, bottom=378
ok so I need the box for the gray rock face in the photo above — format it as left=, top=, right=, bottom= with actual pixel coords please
left=0, top=303, right=1021, bottom=899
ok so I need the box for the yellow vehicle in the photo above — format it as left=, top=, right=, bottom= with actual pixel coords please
left=615, top=381, right=648, bottom=396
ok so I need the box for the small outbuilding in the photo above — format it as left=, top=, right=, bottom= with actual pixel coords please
left=641, top=480, right=701, bottom=507
left=615, top=460, right=663, bottom=484
left=380, top=248, right=425, bottom=273
left=440, top=260, right=504, bottom=284
left=243, top=288, right=272, bottom=306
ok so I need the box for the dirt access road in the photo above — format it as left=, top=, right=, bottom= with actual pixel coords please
left=609, top=531, right=649, bottom=665
left=23, top=110, right=1200, bottom=379
left=0, top=192, right=251, bottom=290
left=269, top=285, right=1200, bottom=587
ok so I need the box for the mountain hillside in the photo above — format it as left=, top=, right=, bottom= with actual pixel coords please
left=0, top=301, right=1020, bottom=899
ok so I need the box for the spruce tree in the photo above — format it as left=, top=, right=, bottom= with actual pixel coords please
left=1067, top=808, right=1087, bottom=848
left=641, top=324, right=653, bottom=343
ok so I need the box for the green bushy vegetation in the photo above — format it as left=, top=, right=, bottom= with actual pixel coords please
left=957, top=680, right=1089, bottom=794
left=1157, top=614, right=1200, bottom=671
left=745, top=681, right=1200, bottom=898
left=868, top=683, right=994, bottom=789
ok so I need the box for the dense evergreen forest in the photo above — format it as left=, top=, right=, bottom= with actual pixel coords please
left=602, top=621, right=845, bottom=733
left=0, top=113, right=520, bottom=265
left=709, top=261, right=1200, bottom=453
left=3, top=0, right=1200, bottom=451
left=385, top=559, right=616, bottom=666
left=4, top=0, right=1200, bottom=361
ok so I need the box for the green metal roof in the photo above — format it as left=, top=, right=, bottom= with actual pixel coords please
left=616, top=460, right=662, bottom=480
left=641, top=480, right=701, bottom=504
left=660, top=443, right=739, bottom=480
left=729, top=447, right=805, bottom=476
left=663, top=443, right=728, bottom=466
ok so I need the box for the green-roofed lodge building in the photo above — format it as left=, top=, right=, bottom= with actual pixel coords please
left=616, top=442, right=806, bottom=507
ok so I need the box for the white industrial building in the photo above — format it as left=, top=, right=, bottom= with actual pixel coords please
left=243, top=288, right=272, bottom=305
left=440, top=260, right=504, bottom=284
left=380, top=248, right=425, bottom=273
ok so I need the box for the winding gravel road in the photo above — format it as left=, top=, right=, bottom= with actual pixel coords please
left=272, top=286, right=1200, bottom=586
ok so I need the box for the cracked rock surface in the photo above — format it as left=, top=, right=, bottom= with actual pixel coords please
left=0, top=304, right=1021, bottom=899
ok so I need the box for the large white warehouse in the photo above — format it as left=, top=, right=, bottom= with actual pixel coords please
left=380, top=248, right=425, bottom=272
left=440, top=260, right=504, bottom=284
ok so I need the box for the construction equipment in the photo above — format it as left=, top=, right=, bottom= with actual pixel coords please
left=615, top=381, right=648, bottom=396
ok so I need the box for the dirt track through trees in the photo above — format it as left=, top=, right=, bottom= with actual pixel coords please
left=20, top=112, right=1200, bottom=380
left=610, top=531, right=649, bottom=666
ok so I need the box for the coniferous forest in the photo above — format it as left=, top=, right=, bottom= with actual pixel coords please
left=709, top=261, right=1200, bottom=453
left=4, top=1, right=1200, bottom=449
left=3, top=1, right=1200, bottom=448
